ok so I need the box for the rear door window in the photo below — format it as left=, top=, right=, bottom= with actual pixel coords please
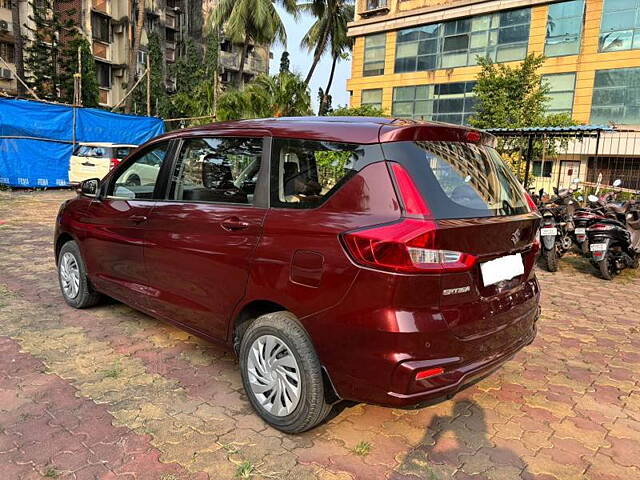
left=384, top=141, right=529, bottom=219
left=270, top=138, right=365, bottom=208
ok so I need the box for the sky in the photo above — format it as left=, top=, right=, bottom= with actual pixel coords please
left=268, top=5, right=352, bottom=113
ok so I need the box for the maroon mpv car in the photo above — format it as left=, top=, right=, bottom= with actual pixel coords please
left=55, top=117, right=541, bottom=432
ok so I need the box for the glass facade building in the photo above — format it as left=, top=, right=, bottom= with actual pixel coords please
left=590, top=67, right=640, bottom=125
left=392, top=82, right=477, bottom=125
left=599, top=0, right=640, bottom=53
left=545, top=0, right=584, bottom=57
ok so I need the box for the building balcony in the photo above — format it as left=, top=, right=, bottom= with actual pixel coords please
left=165, top=12, right=177, bottom=30
left=91, top=0, right=110, bottom=15
left=359, top=0, right=389, bottom=18
left=92, top=41, right=111, bottom=61
left=219, top=50, right=266, bottom=75
left=98, top=88, right=111, bottom=106
left=165, top=48, right=175, bottom=62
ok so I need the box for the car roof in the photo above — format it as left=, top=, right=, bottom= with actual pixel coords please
left=151, top=116, right=487, bottom=145
left=77, top=142, right=138, bottom=148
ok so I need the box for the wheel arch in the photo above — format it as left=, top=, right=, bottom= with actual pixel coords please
left=55, top=232, right=75, bottom=263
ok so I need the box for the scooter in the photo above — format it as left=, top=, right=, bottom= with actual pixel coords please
left=538, top=178, right=580, bottom=272
left=587, top=180, right=640, bottom=279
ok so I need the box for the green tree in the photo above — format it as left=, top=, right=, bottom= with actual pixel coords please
left=125, top=0, right=146, bottom=112
left=22, top=0, right=75, bottom=100
left=206, top=0, right=298, bottom=88
left=131, top=32, right=168, bottom=116
left=469, top=53, right=577, bottom=185
left=59, top=35, right=100, bottom=107
left=216, top=72, right=312, bottom=120
left=468, top=54, right=575, bottom=129
left=329, top=104, right=386, bottom=116
left=302, top=0, right=353, bottom=111
left=300, top=0, right=353, bottom=89
left=279, top=51, right=290, bottom=74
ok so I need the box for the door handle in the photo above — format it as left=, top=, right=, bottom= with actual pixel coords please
left=129, top=215, right=148, bottom=224
left=221, top=216, right=250, bottom=231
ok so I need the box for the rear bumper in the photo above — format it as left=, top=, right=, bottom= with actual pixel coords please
left=383, top=318, right=537, bottom=407
left=309, top=275, right=540, bottom=408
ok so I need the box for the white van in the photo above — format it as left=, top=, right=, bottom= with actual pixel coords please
left=69, top=143, right=137, bottom=184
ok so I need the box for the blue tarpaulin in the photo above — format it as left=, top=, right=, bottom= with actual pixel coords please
left=0, top=98, right=164, bottom=187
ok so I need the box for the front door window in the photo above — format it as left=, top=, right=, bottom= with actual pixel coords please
left=110, top=143, right=169, bottom=199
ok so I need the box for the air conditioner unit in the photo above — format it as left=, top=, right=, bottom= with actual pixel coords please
left=0, top=68, right=13, bottom=80
left=113, top=23, right=124, bottom=34
left=113, top=67, right=125, bottom=77
left=0, top=20, right=9, bottom=32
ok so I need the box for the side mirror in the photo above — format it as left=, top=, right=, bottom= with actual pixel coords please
left=79, top=178, right=100, bottom=196
left=613, top=179, right=622, bottom=187
left=588, top=194, right=598, bottom=203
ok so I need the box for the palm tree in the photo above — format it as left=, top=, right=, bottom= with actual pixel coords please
left=206, top=0, right=297, bottom=89
left=300, top=0, right=354, bottom=87
left=217, top=72, right=312, bottom=120
left=320, top=0, right=353, bottom=113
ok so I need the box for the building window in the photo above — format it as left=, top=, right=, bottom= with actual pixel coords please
left=0, top=0, right=10, bottom=8
left=591, top=67, right=640, bottom=125
left=366, top=0, right=387, bottom=10
left=363, top=33, right=386, bottom=77
left=95, top=61, right=111, bottom=88
left=532, top=161, right=553, bottom=178
left=543, top=73, right=576, bottom=114
left=395, top=7, right=530, bottom=73
left=91, top=13, right=111, bottom=43
left=361, top=89, right=382, bottom=109
left=545, top=0, right=584, bottom=57
left=0, top=41, right=14, bottom=63
left=599, top=0, right=640, bottom=52
left=392, top=81, right=476, bottom=125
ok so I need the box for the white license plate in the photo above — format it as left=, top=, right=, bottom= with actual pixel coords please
left=540, top=227, right=558, bottom=236
left=480, top=253, right=525, bottom=287
left=575, top=228, right=586, bottom=235
left=590, top=243, right=607, bottom=252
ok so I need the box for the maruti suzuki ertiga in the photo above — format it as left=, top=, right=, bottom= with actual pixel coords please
left=54, top=117, right=541, bottom=433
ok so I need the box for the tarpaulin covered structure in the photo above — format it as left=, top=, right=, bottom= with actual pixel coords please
left=0, top=98, right=164, bottom=188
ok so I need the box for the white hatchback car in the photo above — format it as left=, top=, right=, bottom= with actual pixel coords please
left=68, top=143, right=137, bottom=184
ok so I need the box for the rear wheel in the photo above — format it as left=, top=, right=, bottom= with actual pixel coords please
left=544, top=248, right=559, bottom=272
left=581, top=240, right=590, bottom=256
left=598, top=253, right=615, bottom=280
left=58, top=241, right=102, bottom=308
left=239, top=311, right=331, bottom=433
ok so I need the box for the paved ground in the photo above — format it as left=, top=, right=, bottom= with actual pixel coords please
left=0, top=190, right=639, bottom=480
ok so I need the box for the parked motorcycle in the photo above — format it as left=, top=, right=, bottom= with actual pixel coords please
left=539, top=178, right=580, bottom=272
left=572, top=194, right=609, bottom=255
left=587, top=180, right=640, bottom=280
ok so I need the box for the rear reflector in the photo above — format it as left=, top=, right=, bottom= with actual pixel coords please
left=589, top=223, right=614, bottom=231
left=416, top=367, right=444, bottom=380
left=109, top=158, right=120, bottom=170
left=342, top=219, right=476, bottom=274
left=524, top=192, right=538, bottom=212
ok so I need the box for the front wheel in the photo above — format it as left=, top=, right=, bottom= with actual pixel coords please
left=239, top=311, right=332, bottom=433
left=544, top=248, right=559, bottom=272
left=58, top=241, right=102, bottom=308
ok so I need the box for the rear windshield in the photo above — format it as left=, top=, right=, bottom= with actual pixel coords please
left=384, top=141, right=529, bottom=219
left=74, top=146, right=109, bottom=158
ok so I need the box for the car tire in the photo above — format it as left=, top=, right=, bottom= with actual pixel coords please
left=58, top=240, right=102, bottom=308
left=239, top=311, right=332, bottom=433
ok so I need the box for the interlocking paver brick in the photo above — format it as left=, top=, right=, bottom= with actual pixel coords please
left=1, top=189, right=640, bottom=479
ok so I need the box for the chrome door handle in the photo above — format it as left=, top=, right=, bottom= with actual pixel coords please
left=221, top=217, right=250, bottom=231
left=129, top=215, right=148, bottom=224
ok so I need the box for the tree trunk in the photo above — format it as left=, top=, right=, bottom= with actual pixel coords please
left=304, top=28, right=329, bottom=85
left=10, top=0, right=25, bottom=95
left=237, top=38, right=248, bottom=89
left=322, top=53, right=338, bottom=109
left=125, top=0, right=146, bottom=112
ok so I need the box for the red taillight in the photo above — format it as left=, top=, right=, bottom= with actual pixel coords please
left=465, top=131, right=482, bottom=143
left=524, top=192, right=538, bottom=212
left=390, top=163, right=431, bottom=217
left=589, top=223, right=613, bottom=231
left=109, top=158, right=120, bottom=170
left=416, top=367, right=444, bottom=380
left=342, top=219, right=476, bottom=274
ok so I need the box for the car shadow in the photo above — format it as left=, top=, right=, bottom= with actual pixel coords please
left=392, top=399, right=531, bottom=479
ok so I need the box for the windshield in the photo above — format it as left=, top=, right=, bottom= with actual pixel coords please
left=384, top=141, right=529, bottom=219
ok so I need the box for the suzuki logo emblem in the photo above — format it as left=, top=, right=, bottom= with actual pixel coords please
left=511, top=228, right=521, bottom=245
